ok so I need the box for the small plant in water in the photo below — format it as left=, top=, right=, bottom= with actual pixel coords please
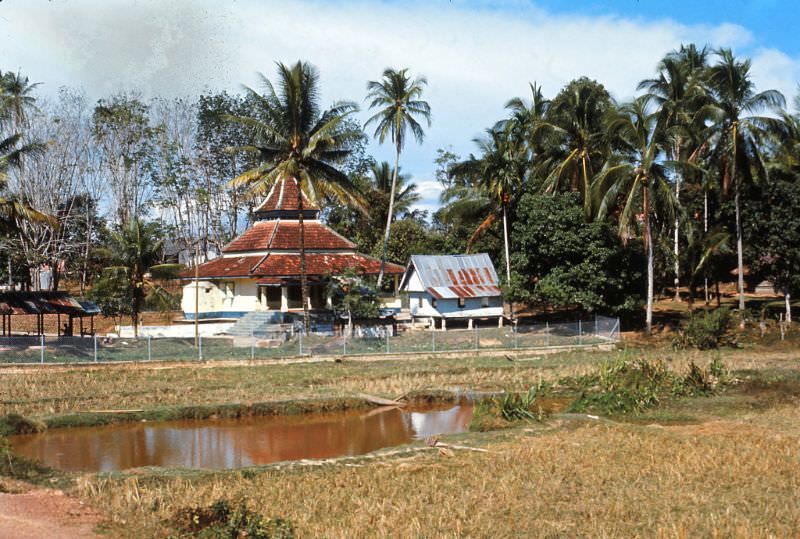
left=170, top=498, right=294, bottom=539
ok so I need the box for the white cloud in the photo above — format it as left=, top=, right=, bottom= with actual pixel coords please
left=1, top=0, right=797, bottom=213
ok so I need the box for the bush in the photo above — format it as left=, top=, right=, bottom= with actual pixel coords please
left=0, top=414, right=47, bottom=437
left=677, top=308, right=734, bottom=350
left=170, top=499, right=294, bottom=539
left=469, top=384, right=549, bottom=431
left=568, top=357, right=726, bottom=415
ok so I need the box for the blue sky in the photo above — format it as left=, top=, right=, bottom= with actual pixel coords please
left=1, top=0, right=798, bottom=215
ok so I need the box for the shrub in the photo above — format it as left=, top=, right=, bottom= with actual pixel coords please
left=677, top=308, right=733, bottom=350
left=0, top=414, right=47, bottom=437
left=469, top=384, right=548, bottom=431
left=170, top=499, right=294, bottom=539
left=568, top=357, right=726, bottom=415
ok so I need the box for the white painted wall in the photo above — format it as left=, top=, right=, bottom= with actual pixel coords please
left=117, top=323, right=235, bottom=338
left=181, top=278, right=260, bottom=315
left=408, top=293, right=503, bottom=319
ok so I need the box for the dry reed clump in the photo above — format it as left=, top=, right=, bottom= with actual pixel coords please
left=75, top=408, right=800, bottom=538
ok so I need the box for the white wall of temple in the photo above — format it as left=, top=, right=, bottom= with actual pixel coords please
left=181, top=278, right=259, bottom=316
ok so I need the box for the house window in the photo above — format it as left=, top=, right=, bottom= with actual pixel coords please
left=458, top=297, right=465, bottom=309
left=481, top=297, right=489, bottom=308
left=418, top=297, right=423, bottom=308
left=431, top=298, right=437, bottom=308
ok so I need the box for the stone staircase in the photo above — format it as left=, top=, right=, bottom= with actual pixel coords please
left=224, top=312, right=288, bottom=337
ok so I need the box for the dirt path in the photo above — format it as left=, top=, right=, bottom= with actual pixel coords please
left=0, top=488, right=100, bottom=538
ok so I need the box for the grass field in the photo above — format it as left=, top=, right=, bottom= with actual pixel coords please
left=2, top=331, right=800, bottom=537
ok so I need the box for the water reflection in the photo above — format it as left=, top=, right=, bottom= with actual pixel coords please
left=10, top=404, right=473, bottom=472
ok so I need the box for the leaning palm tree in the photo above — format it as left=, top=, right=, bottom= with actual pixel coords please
left=365, top=68, right=431, bottom=287
left=705, top=49, right=785, bottom=311
left=595, top=96, right=676, bottom=334
left=228, top=61, right=364, bottom=331
left=639, top=44, right=709, bottom=301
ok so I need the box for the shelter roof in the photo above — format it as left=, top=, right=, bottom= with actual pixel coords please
left=0, top=292, right=100, bottom=316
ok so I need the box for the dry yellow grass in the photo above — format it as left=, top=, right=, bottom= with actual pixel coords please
left=4, top=342, right=798, bottom=418
left=76, top=406, right=800, bottom=538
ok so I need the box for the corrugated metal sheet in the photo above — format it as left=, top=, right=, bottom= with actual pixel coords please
left=0, top=292, right=101, bottom=316
left=408, top=254, right=502, bottom=299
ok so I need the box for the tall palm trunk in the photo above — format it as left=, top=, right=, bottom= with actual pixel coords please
left=644, top=179, right=654, bottom=335
left=704, top=188, right=709, bottom=304
left=377, top=140, right=401, bottom=288
left=673, top=142, right=681, bottom=302
left=298, top=187, right=310, bottom=333
left=784, top=287, right=792, bottom=325
left=501, top=198, right=511, bottom=283
left=732, top=126, right=745, bottom=312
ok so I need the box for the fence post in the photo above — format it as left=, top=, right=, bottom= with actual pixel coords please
left=616, top=317, right=621, bottom=340
left=431, top=328, right=436, bottom=353
left=578, top=319, right=582, bottom=345
left=198, top=335, right=203, bottom=361
left=514, top=324, right=518, bottom=349
left=40, top=334, right=44, bottom=364
left=343, top=333, right=347, bottom=356
left=93, top=334, right=98, bottom=362
left=474, top=325, right=479, bottom=351
left=546, top=321, right=550, bottom=347
left=594, top=314, right=598, bottom=337
left=251, top=330, right=255, bottom=360
left=385, top=327, right=390, bottom=355
left=299, top=331, right=303, bottom=356
left=147, top=335, right=152, bottom=361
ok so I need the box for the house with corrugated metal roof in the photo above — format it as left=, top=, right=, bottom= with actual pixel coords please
left=178, top=177, right=405, bottom=322
left=398, top=254, right=505, bottom=329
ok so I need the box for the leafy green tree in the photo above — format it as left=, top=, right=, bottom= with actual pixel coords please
left=227, top=61, right=364, bottom=331
left=365, top=68, right=431, bottom=287
left=510, top=192, right=643, bottom=314
left=328, top=269, right=380, bottom=334
left=705, top=48, right=784, bottom=311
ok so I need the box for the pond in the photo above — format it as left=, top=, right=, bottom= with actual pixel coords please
left=10, top=403, right=473, bottom=472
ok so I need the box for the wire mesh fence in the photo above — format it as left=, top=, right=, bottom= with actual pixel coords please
left=0, top=315, right=619, bottom=364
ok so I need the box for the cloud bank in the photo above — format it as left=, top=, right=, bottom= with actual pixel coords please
left=1, top=0, right=797, bottom=214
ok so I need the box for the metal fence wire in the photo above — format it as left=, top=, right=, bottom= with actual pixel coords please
left=0, top=315, right=620, bottom=364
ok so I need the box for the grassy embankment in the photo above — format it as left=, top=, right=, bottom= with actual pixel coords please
left=2, top=333, right=800, bottom=537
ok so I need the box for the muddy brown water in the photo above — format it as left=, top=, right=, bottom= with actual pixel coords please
left=10, top=404, right=473, bottom=472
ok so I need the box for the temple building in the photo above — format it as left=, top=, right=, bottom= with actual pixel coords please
left=180, top=177, right=405, bottom=322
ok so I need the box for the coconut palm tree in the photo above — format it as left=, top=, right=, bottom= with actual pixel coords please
left=538, top=77, right=615, bottom=219
left=595, top=96, right=676, bottom=334
left=502, top=82, right=550, bottom=165
left=446, top=126, right=527, bottom=283
left=705, top=49, right=785, bottom=311
left=367, top=161, right=420, bottom=222
left=227, top=61, right=364, bottom=331
left=639, top=44, right=710, bottom=301
left=365, top=68, right=431, bottom=288
left=99, top=220, right=178, bottom=337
